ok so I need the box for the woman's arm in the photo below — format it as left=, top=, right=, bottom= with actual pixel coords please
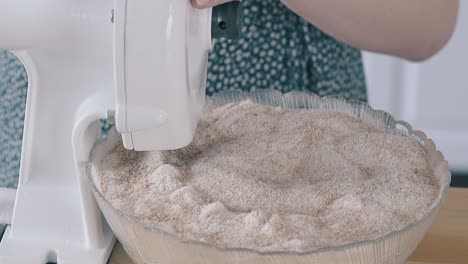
left=281, top=0, right=459, bottom=61
left=192, top=0, right=459, bottom=61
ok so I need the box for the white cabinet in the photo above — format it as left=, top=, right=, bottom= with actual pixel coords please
left=363, top=3, right=468, bottom=172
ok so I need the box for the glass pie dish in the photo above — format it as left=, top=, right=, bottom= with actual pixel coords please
left=87, top=89, right=451, bottom=264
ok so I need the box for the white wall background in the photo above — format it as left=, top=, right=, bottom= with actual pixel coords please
left=363, top=3, right=468, bottom=172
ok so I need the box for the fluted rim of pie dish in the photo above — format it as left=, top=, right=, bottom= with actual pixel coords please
left=86, top=89, right=451, bottom=255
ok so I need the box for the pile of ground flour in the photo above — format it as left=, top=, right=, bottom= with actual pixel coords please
left=100, top=100, right=439, bottom=252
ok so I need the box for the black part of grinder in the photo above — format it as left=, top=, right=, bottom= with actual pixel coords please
left=211, top=1, right=243, bottom=40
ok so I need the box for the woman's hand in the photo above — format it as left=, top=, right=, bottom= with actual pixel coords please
left=191, top=0, right=234, bottom=9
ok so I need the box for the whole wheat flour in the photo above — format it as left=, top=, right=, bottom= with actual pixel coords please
left=100, top=100, right=439, bottom=252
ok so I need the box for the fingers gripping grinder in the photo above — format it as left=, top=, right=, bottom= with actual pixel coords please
left=0, top=1, right=242, bottom=263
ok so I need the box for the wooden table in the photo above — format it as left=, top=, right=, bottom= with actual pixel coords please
left=109, top=188, right=468, bottom=264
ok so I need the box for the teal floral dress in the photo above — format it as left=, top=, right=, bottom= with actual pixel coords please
left=0, top=0, right=366, bottom=188
left=207, top=1, right=366, bottom=100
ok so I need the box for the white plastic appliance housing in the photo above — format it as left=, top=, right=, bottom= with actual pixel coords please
left=114, top=0, right=212, bottom=151
left=0, top=0, right=212, bottom=263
